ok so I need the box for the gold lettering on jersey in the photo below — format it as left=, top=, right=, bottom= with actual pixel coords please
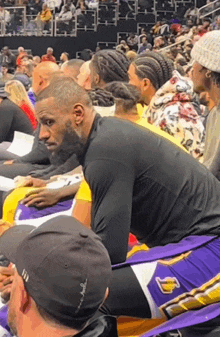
left=156, top=277, right=180, bottom=294
left=161, top=273, right=220, bottom=317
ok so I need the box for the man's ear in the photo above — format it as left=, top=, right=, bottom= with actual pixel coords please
left=99, top=288, right=109, bottom=309
left=104, top=288, right=109, bottom=301
left=73, top=104, right=85, bottom=125
left=142, top=78, right=151, bottom=91
left=39, top=75, right=44, bottom=87
left=94, top=73, right=100, bottom=85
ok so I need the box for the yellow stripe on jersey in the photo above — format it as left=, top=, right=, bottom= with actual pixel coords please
left=161, top=273, right=220, bottom=318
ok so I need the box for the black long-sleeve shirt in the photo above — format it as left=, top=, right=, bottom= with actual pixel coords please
left=80, top=115, right=220, bottom=264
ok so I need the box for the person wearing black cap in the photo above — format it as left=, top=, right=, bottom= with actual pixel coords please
left=0, top=215, right=114, bottom=337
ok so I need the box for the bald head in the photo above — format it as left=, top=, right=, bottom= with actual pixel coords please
left=33, top=56, right=41, bottom=66
left=18, top=46, right=24, bottom=54
left=37, top=76, right=92, bottom=110
left=36, top=77, right=95, bottom=156
left=77, top=60, right=91, bottom=89
left=61, top=59, right=84, bottom=80
left=32, top=61, right=60, bottom=96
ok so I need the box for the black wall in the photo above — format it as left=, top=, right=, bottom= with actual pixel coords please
left=0, top=25, right=121, bottom=59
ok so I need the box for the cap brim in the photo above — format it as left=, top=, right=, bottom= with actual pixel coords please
left=0, top=225, right=36, bottom=263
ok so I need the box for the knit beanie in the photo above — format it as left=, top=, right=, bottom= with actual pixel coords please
left=191, top=31, right=220, bottom=73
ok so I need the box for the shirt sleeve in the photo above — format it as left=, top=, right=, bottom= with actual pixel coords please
left=85, top=159, right=134, bottom=264
left=0, top=102, right=13, bottom=143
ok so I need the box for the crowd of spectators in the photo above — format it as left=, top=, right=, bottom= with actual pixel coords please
left=0, top=0, right=218, bottom=37
left=0, top=0, right=118, bottom=35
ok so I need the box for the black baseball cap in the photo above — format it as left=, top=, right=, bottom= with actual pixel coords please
left=0, top=216, right=112, bottom=328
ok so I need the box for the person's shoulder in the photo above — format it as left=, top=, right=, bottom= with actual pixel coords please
left=97, top=117, right=150, bottom=143
left=101, top=116, right=136, bottom=130
left=3, top=99, right=21, bottom=110
left=0, top=99, right=22, bottom=116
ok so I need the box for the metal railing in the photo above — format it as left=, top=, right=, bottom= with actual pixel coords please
left=158, top=37, right=192, bottom=52
left=199, top=6, right=220, bottom=19
left=54, top=14, right=75, bottom=36
left=97, top=41, right=117, bottom=49
left=1, top=6, right=26, bottom=36
left=76, top=9, right=97, bottom=32
left=97, top=3, right=118, bottom=26
left=0, top=5, right=119, bottom=36
left=25, top=13, right=53, bottom=36
left=198, top=0, right=219, bottom=17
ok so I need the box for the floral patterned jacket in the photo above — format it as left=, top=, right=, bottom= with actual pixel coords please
left=145, top=71, right=205, bottom=159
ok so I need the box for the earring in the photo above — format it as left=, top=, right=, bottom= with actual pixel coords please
left=205, top=71, right=211, bottom=78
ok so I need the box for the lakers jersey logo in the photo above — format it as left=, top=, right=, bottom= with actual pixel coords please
left=156, top=277, right=180, bottom=294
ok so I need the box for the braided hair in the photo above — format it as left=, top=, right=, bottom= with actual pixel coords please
left=105, top=82, right=141, bottom=112
left=92, top=50, right=130, bottom=84
left=211, top=71, right=220, bottom=88
left=132, top=51, right=174, bottom=90
left=88, top=88, right=115, bottom=107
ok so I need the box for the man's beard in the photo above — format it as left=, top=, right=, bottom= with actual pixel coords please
left=50, top=121, right=86, bottom=166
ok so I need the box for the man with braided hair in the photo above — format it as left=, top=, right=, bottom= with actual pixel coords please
left=129, top=51, right=174, bottom=102
left=128, top=51, right=205, bottom=159
left=89, top=49, right=130, bottom=88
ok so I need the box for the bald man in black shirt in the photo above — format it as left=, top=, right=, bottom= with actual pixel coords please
left=29, top=77, right=220, bottom=262
left=6, top=77, right=220, bottom=335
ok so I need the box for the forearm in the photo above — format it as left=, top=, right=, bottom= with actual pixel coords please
left=17, top=143, right=50, bottom=164
left=41, top=156, right=80, bottom=179
left=57, top=182, right=81, bottom=200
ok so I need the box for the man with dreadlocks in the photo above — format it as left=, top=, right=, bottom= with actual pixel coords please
left=89, top=49, right=145, bottom=118
left=89, top=49, right=130, bottom=88
left=128, top=51, right=205, bottom=159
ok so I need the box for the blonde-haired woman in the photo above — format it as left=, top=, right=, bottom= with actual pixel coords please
left=5, top=80, right=37, bottom=129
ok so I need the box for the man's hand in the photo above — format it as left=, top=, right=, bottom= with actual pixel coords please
left=0, top=265, right=15, bottom=303
left=15, top=177, right=47, bottom=188
left=22, top=188, right=61, bottom=208
left=3, top=160, right=14, bottom=165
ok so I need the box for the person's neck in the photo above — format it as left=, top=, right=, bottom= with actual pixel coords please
left=144, top=86, right=156, bottom=106
left=18, top=315, right=78, bottom=337
left=115, top=107, right=140, bottom=123
left=81, top=109, right=97, bottom=144
left=208, top=86, right=220, bottom=108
